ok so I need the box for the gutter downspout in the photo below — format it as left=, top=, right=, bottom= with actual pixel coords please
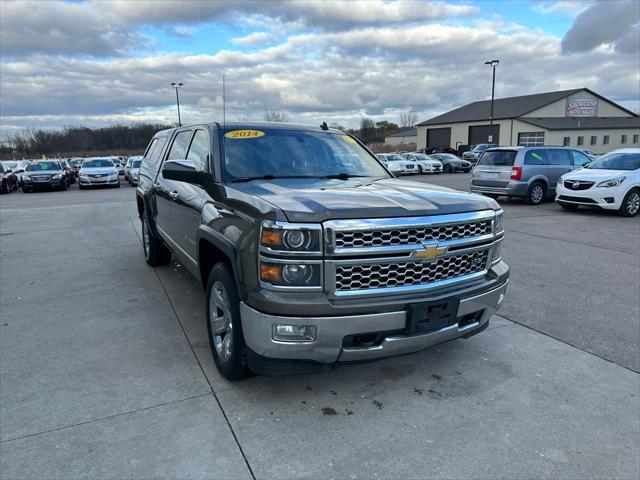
left=510, top=119, right=514, bottom=146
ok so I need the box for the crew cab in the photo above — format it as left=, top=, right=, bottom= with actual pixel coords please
left=136, top=122, right=509, bottom=380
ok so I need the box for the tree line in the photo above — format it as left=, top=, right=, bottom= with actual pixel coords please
left=0, top=123, right=172, bottom=159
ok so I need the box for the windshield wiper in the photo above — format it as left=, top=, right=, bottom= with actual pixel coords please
left=230, top=175, right=318, bottom=183
left=322, top=173, right=370, bottom=180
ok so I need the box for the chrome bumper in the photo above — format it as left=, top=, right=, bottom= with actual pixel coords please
left=241, top=279, right=508, bottom=364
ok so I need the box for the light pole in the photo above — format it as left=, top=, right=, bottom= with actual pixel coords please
left=484, top=60, right=499, bottom=125
left=170, top=82, right=183, bottom=126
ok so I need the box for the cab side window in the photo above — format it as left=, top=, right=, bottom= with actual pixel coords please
left=167, top=130, right=192, bottom=160
left=186, top=130, right=209, bottom=172
left=523, top=149, right=547, bottom=165
left=547, top=149, right=571, bottom=165
left=571, top=150, right=591, bottom=167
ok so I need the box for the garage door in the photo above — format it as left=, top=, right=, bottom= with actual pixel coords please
left=469, top=125, right=500, bottom=145
left=426, top=128, right=451, bottom=149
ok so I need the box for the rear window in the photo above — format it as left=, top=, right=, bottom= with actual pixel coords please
left=477, top=150, right=517, bottom=166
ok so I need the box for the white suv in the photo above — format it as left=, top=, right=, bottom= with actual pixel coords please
left=556, top=148, right=640, bottom=217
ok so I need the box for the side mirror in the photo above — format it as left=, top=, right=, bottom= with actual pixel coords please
left=582, top=161, right=590, bottom=168
left=162, top=159, right=209, bottom=186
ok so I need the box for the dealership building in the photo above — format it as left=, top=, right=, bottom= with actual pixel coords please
left=415, top=88, right=639, bottom=154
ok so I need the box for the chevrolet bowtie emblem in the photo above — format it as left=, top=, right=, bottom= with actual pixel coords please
left=413, top=243, right=448, bottom=262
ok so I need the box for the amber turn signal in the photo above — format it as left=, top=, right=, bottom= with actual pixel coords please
left=260, top=263, right=282, bottom=282
left=260, top=229, right=283, bottom=247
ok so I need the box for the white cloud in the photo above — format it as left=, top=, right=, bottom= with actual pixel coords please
left=531, top=1, right=593, bottom=15
left=231, top=32, right=278, bottom=46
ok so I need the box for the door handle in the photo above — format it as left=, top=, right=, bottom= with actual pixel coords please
left=169, top=191, right=179, bottom=200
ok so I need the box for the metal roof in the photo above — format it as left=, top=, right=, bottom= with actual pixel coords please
left=518, top=117, right=640, bottom=130
left=416, top=88, right=637, bottom=126
left=386, top=127, right=417, bottom=137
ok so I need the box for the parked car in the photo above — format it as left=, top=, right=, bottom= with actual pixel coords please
left=382, top=153, right=418, bottom=175
left=110, top=156, right=125, bottom=175
left=422, top=146, right=460, bottom=157
left=470, top=146, right=591, bottom=205
left=556, top=148, right=640, bottom=217
left=78, top=158, right=120, bottom=189
left=463, top=144, right=498, bottom=164
left=402, top=153, right=442, bottom=174
left=58, top=159, right=75, bottom=185
left=21, top=161, right=68, bottom=192
left=128, top=158, right=142, bottom=185
left=429, top=153, right=472, bottom=173
left=68, top=158, right=84, bottom=177
left=0, top=163, right=19, bottom=193
left=375, top=154, right=403, bottom=175
left=125, top=156, right=142, bottom=182
left=136, top=122, right=508, bottom=380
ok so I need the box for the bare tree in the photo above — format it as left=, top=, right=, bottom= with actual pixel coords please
left=263, top=109, right=290, bottom=122
left=399, top=109, right=417, bottom=127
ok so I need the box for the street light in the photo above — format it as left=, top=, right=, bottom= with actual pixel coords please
left=170, top=82, right=183, bottom=126
left=484, top=60, right=499, bottom=125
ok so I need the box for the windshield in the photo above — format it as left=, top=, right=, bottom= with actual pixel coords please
left=588, top=152, right=640, bottom=171
left=414, top=154, right=432, bottom=161
left=69, top=159, right=83, bottom=167
left=83, top=159, right=114, bottom=168
left=440, top=154, right=459, bottom=160
left=3, top=162, right=18, bottom=168
left=26, top=162, right=61, bottom=171
left=221, top=129, right=389, bottom=181
left=477, top=150, right=517, bottom=166
left=386, top=154, right=403, bottom=161
left=132, top=160, right=142, bottom=168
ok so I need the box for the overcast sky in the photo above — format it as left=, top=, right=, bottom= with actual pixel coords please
left=1, top=0, right=638, bottom=133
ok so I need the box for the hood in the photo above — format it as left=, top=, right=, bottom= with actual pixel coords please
left=24, top=170, right=62, bottom=176
left=228, top=178, right=498, bottom=222
left=564, top=168, right=636, bottom=181
left=80, top=167, right=117, bottom=175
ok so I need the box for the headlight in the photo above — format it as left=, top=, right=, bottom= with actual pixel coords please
left=52, top=174, right=62, bottom=179
left=494, top=209, right=504, bottom=233
left=259, top=261, right=321, bottom=288
left=22, top=175, right=31, bottom=181
left=597, top=176, right=626, bottom=188
left=260, top=221, right=322, bottom=253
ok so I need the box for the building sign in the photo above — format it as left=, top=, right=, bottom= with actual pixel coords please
left=566, top=98, right=598, bottom=117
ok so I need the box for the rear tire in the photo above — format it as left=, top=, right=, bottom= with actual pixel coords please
left=525, top=182, right=546, bottom=205
left=619, top=189, right=640, bottom=217
left=142, top=215, right=171, bottom=266
left=559, top=202, right=579, bottom=211
left=206, top=262, right=250, bottom=381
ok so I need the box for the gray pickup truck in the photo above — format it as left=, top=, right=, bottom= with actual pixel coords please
left=136, top=122, right=509, bottom=380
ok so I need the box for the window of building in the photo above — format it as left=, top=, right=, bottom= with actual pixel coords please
left=563, top=137, right=570, bottom=146
left=590, top=136, right=597, bottom=145
left=577, top=136, right=584, bottom=145
left=621, top=134, right=627, bottom=144
left=517, top=132, right=545, bottom=147
left=603, top=135, right=610, bottom=145
left=633, top=134, right=639, bottom=144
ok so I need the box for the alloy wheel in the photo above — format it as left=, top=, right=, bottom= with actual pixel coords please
left=209, top=281, right=233, bottom=362
left=530, top=185, right=544, bottom=204
left=627, top=191, right=640, bottom=215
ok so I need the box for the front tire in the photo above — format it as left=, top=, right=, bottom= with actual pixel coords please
left=525, top=182, right=546, bottom=205
left=443, top=164, right=452, bottom=173
left=141, top=215, right=171, bottom=266
left=619, top=189, right=640, bottom=217
left=206, top=262, right=250, bottom=381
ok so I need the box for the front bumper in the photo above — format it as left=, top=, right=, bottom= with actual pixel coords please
left=241, top=270, right=508, bottom=365
left=79, top=176, right=120, bottom=186
left=555, top=184, right=622, bottom=210
left=23, top=178, right=64, bottom=189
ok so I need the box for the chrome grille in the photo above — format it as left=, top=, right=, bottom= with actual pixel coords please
left=335, top=220, right=491, bottom=249
left=335, top=251, right=488, bottom=292
left=32, top=175, right=52, bottom=182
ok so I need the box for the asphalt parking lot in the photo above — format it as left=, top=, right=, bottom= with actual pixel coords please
left=1, top=176, right=638, bottom=479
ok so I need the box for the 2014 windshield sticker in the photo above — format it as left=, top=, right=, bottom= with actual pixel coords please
left=225, top=130, right=265, bottom=139
left=342, top=135, right=357, bottom=144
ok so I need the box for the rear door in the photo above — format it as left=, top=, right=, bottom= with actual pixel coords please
left=172, top=128, right=210, bottom=262
left=472, top=149, right=518, bottom=187
left=546, top=148, right=574, bottom=192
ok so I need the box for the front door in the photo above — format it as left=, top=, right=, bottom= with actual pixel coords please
left=546, top=149, right=574, bottom=192
left=172, top=128, right=210, bottom=262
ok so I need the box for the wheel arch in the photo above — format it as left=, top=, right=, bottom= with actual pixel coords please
left=197, top=226, right=246, bottom=300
